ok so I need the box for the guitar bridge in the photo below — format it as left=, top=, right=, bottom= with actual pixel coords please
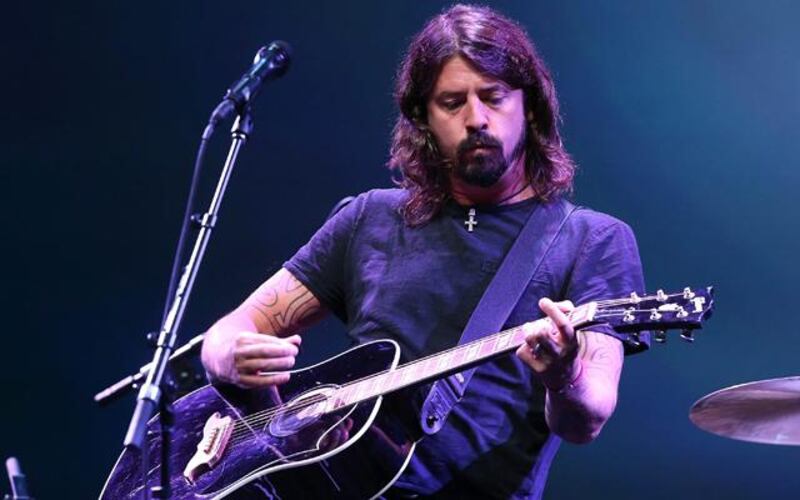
left=183, top=412, right=234, bottom=485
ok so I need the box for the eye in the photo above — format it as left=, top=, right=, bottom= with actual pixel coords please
left=440, top=98, right=464, bottom=111
left=485, top=92, right=507, bottom=106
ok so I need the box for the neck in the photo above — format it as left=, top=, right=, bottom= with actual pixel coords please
left=450, top=160, right=534, bottom=206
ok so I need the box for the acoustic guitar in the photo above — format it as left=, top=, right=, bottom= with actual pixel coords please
left=101, top=287, right=713, bottom=499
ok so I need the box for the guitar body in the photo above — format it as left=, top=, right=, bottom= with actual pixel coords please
left=101, top=340, right=419, bottom=499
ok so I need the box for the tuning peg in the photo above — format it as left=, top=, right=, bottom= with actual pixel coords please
left=655, top=330, right=667, bottom=343
left=623, top=308, right=635, bottom=323
left=629, top=332, right=641, bottom=347
left=680, top=330, right=695, bottom=343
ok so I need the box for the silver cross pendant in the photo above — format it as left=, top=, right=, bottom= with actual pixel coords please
left=464, top=208, right=478, bottom=232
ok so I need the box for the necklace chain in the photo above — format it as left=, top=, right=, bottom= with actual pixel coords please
left=495, top=183, right=532, bottom=205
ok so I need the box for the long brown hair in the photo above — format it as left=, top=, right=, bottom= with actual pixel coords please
left=388, top=4, right=576, bottom=226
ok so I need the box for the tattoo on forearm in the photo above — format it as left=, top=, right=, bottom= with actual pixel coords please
left=545, top=331, right=622, bottom=438
left=577, top=331, right=623, bottom=388
left=246, top=271, right=323, bottom=334
left=581, top=332, right=618, bottom=366
left=285, top=274, right=305, bottom=292
left=266, top=292, right=318, bottom=332
left=256, top=289, right=279, bottom=308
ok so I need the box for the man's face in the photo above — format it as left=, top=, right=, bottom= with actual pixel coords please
left=426, top=55, right=527, bottom=188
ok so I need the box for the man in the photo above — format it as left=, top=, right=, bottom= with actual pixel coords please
left=202, top=4, right=646, bottom=499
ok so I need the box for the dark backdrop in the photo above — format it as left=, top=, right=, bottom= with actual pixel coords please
left=2, top=1, right=799, bottom=498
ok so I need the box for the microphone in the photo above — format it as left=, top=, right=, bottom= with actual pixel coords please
left=209, top=41, right=292, bottom=126
left=5, top=457, right=31, bottom=500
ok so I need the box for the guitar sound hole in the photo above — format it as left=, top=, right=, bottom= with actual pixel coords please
left=269, top=385, right=337, bottom=437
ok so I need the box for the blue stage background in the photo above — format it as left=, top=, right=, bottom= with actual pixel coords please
left=2, top=1, right=799, bottom=498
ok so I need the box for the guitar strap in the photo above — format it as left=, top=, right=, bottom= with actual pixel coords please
left=420, top=197, right=579, bottom=435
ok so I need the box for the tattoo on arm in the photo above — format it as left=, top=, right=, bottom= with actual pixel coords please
left=577, top=330, right=624, bottom=386
left=243, top=269, right=326, bottom=335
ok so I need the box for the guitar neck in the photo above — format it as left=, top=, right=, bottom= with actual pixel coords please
left=328, top=302, right=598, bottom=409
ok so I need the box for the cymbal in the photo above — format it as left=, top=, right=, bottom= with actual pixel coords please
left=690, top=376, right=800, bottom=445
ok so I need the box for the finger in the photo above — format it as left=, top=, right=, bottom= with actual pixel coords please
left=516, top=343, right=545, bottom=371
left=530, top=330, right=563, bottom=358
left=521, top=319, right=550, bottom=345
left=553, top=300, right=574, bottom=313
left=237, top=332, right=300, bottom=348
left=238, top=356, right=296, bottom=374
left=284, top=334, right=302, bottom=347
left=235, top=341, right=300, bottom=361
left=239, top=372, right=291, bottom=388
left=235, top=331, right=274, bottom=345
left=538, top=298, right=574, bottom=342
left=516, top=343, right=535, bottom=365
left=521, top=319, right=560, bottom=349
left=520, top=319, right=561, bottom=355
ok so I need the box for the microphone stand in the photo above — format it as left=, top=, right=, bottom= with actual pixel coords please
left=4, top=458, right=32, bottom=500
left=93, top=333, right=205, bottom=406
left=122, top=108, right=254, bottom=499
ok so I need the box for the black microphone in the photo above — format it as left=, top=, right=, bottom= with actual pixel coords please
left=209, top=41, right=292, bottom=126
left=5, top=457, right=31, bottom=500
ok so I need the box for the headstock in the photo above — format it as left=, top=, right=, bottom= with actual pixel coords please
left=584, top=286, right=714, bottom=344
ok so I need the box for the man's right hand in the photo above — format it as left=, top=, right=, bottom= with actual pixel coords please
left=201, top=268, right=326, bottom=388
left=203, top=331, right=302, bottom=388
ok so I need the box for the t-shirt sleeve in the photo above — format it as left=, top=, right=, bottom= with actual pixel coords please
left=566, top=219, right=650, bottom=354
left=283, top=194, right=366, bottom=321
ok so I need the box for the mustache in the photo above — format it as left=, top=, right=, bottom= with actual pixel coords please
left=456, top=131, right=503, bottom=156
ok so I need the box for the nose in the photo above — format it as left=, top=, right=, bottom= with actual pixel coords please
left=464, top=95, right=488, bottom=133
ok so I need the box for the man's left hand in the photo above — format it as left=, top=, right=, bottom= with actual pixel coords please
left=516, top=297, right=582, bottom=391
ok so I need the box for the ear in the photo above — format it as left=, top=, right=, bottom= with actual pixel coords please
left=410, top=103, right=432, bottom=128
left=526, top=110, right=535, bottom=122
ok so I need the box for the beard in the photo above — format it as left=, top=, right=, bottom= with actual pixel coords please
left=453, top=130, right=526, bottom=188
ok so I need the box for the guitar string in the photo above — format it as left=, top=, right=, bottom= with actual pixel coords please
left=225, top=323, right=533, bottom=441
left=225, top=325, right=529, bottom=439
left=224, top=325, right=527, bottom=442
left=223, top=292, right=703, bottom=440
left=222, top=291, right=703, bottom=440
left=228, top=327, right=685, bottom=442
left=224, top=300, right=704, bottom=442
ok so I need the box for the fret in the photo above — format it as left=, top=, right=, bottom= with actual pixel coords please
left=330, top=386, right=351, bottom=411
left=384, top=369, right=401, bottom=392
left=464, top=341, right=481, bottom=362
left=494, top=331, right=512, bottom=351
left=448, top=348, right=464, bottom=368
left=416, top=357, right=435, bottom=380
left=370, top=372, right=389, bottom=398
left=352, top=379, right=367, bottom=402
left=367, top=374, right=382, bottom=399
left=436, top=351, right=454, bottom=371
left=357, top=376, right=377, bottom=402
left=510, top=326, right=526, bottom=347
left=389, top=368, right=403, bottom=389
left=341, top=375, right=383, bottom=408
left=480, top=336, right=497, bottom=356
left=395, top=365, right=413, bottom=387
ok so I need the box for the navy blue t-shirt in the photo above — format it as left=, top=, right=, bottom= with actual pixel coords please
left=284, top=189, right=647, bottom=499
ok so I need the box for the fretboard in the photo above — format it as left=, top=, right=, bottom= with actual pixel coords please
left=327, top=302, right=597, bottom=411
